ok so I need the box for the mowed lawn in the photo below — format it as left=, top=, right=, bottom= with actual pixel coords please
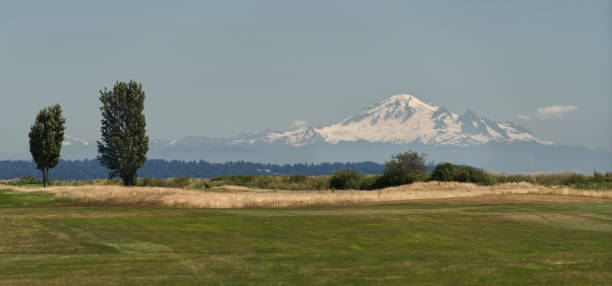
left=1, top=189, right=611, bottom=285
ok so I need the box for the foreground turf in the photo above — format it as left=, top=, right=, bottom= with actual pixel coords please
left=0, top=189, right=611, bottom=285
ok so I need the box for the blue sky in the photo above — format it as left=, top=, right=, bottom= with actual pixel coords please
left=1, top=0, right=610, bottom=154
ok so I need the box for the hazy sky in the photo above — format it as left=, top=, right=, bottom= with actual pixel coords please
left=1, top=0, right=610, bottom=154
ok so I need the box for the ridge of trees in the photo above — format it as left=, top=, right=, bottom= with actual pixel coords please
left=0, top=159, right=383, bottom=180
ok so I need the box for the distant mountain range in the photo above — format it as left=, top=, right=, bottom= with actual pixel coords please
left=235, top=94, right=552, bottom=147
left=4, top=94, right=610, bottom=173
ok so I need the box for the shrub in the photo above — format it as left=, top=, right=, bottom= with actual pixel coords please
left=254, top=176, right=273, bottom=188
left=329, top=170, right=362, bottom=190
left=210, top=176, right=225, bottom=182
left=430, top=163, right=492, bottom=185
left=591, top=171, right=605, bottom=183
left=287, top=174, right=307, bottom=184
left=17, top=175, right=43, bottom=185
left=310, top=176, right=330, bottom=190
left=378, top=151, right=428, bottom=187
left=192, top=180, right=211, bottom=189
left=462, top=166, right=492, bottom=185
left=431, top=163, right=459, bottom=182
left=139, top=177, right=166, bottom=187
left=170, top=177, right=191, bottom=188
left=358, top=175, right=380, bottom=190
left=559, top=173, right=585, bottom=185
left=224, top=175, right=255, bottom=186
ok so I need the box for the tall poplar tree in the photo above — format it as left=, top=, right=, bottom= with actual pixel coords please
left=97, top=80, right=149, bottom=186
left=28, top=104, right=66, bottom=187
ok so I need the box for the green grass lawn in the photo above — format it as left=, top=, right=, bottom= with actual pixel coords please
left=1, top=189, right=611, bottom=285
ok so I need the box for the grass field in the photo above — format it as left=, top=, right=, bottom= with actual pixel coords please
left=1, top=188, right=611, bottom=285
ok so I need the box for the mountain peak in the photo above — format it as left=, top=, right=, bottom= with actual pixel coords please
left=245, top=94, right=551, bottom=147
left=459, top=109, right=480, bottom=122
left=386, top=94, right=416, bottom=101
left=62, top=135, right=89, bottom=147
left=383, top=94, right=437, bottom=111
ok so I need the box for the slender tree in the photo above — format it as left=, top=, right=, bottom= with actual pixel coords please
left=97, top=80, right=149, bottom=186
left=28, top=104, right=66, bottom=187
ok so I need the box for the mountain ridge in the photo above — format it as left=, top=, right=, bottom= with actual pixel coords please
left=3, top=94, right=609, bottom=173
left=237, top=94, right=552, bottom=147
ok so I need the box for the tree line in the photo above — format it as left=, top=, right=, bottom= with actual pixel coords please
left=0, top=159, right=383, bottom=180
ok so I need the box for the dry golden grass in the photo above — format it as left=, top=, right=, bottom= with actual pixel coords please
left=2, top=181, right=611, bottom=208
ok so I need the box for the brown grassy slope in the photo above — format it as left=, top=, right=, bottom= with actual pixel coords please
left=2, top=182, right=611, bottom=208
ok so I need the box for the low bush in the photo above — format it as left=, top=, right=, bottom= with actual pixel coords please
left=17, top=175, right=43, bottom=185
left=170, top=177, right=192, bottom=188
left=139, top=177, right=166, bottom=187
left=458, top=166, right=492, bottom=185
left=309, top=176, right=330, bottom=190
left=430, top=163, right=492, bottom=185
left=358, top=175, right=380, bottom=190
left=376, top=151, right=429, bottom=188
left=329, top=170, right=362, bottom=190
left=224, top=175, right=255, bottom=185
left=430, top=163, right=459, bottom=182
left=287, top=174, right=307, bottom=184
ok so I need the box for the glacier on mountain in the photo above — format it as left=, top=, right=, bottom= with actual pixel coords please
left=239, top=94, right=553, bottom=147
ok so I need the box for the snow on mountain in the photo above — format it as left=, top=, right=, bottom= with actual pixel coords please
left=248, top=94, right=553, bottom=147
left=236, top=127, right=325, bottom=147
left=62, top=135, right=89, bottom=146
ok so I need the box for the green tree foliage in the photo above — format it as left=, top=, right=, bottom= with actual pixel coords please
left=455, top=166, right=492, bottom=185
left=378, top=151, right=428, bottom=187
left=431, top=162, right=492, bottom=185
left=430, top=162, right=459, bottom=182
left=28, top=104, right=65, bottom=187
left=329, top=169, right=362, bottom=190
left=97, top=81, right=149, bottom=186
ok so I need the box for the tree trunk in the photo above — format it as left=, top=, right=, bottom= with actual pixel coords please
left=122, top=173, right=137, bottom=186
left=129, top=174, right=137, bottom=186
left=42, top=168, right=47, bottom=188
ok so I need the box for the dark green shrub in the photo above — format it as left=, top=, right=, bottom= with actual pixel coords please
left=310, top=176, right=330, bottom=190
left=288, top=174, right=307, bottom=184
left=17, top=175, right=43, bottom=185
left=591, top=171, right=605, bottom=183
left=429, top=163, right=492, bottom=185
left=358, top=175, right=380, bottom=190
left=452, top=166, right=492, bottom=185
left=431, top=163, right=459, bottom=182
left=330, top=170, right=362, bottom=190
left=559, top=173, right=585, bottom=185
left=464, top=167, right=492, bottom=185
left=224, top=175, right=255, bottom=186
left=378, top=151, right=428, bottom=187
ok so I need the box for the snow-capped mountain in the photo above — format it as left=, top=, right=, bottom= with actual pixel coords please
left=62, top=135, right=89, bottom=147
left=22, top=94, right=608, bottom=173
left=241, top=94, right=552, bottom=147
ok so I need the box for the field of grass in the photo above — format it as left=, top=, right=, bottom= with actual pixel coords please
left=5, top=182, right=611, bottom=209
left=1, top=187, right=611, bottom=285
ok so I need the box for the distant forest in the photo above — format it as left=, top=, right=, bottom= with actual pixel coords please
left=0, top=159, right=383, bottom=180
